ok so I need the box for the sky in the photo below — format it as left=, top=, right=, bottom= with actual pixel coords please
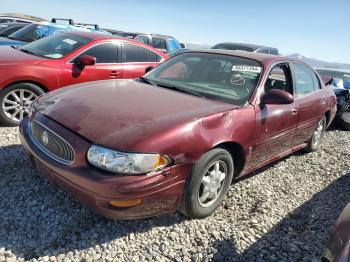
left=2, top=0, right=349, bottom=63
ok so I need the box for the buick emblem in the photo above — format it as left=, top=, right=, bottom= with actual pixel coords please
left=41, top=131, right=49, bottom=146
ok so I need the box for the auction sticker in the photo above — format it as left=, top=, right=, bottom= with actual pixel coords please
left=232, top=65, right=262, bottom=73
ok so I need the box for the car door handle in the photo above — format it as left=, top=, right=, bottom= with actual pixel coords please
left=109, top=71, right=121, bottom=77
left=291, top=109, right=298, bottom=115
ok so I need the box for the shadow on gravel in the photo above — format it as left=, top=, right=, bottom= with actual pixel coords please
left=0, top=144, right=186, bottom=260
left=212, top=172, right=350, bottom=262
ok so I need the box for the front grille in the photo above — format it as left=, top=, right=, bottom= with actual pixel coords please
left=29, top=120, right=74, bottom=164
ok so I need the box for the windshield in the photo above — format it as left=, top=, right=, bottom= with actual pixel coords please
left=145, top=52, right=262, bottom=105
left=19, top=33, right=91, bottom=59
left=8, top=24, right=59, bottom=42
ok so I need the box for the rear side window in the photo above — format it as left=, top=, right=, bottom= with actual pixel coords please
left=122, top=43, right=153, bottom=62
left=292, top=63, right=320, bottom=97
left=152, top=37, right=167, bottom=49
left=75, top=43, right=117, bottom=63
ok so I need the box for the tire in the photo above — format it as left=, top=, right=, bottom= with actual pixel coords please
left=179, top=148, right=234, bottom=219
left=304, top=116, right=326, bottom=153
left=0, top=83, right=44, bottom=126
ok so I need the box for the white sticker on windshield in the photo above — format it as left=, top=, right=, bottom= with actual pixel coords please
left=62, top=39, right=77, bottom=45
left=232, top=65, right=262, bottom=73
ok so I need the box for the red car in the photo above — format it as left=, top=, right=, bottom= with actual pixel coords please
left=0, top=31, right=168, bottom=126
left=20, top=50, right=336, bottom=219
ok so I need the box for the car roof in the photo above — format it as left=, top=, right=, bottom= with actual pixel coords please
left=213, top=42, right=276, bottom=50
left=316, top=68, right=350, bottom=73
left=63, top=31, right=126, bottom=40
left=177, top=49, right=291, bottom=65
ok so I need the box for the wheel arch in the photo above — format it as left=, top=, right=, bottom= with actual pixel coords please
left=3, top=80, right=49, bottom=93
left=213, top=141, right=246, bottom=177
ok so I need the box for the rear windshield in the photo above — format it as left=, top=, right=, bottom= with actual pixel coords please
left=19, top=33, right=90, bottom=59
left=145, top=52, right=262, bottom=105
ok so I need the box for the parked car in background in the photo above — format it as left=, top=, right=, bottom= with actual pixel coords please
left=20, top=50, right=336, bottom=220
left=130, top=33, right=181, bottom=53
left=106, top=31, right=182, bottom=53
left=105, top=30, right=140, bottom=39
left=323, top=203, right=350, bottom=261
left=0, top=18, right=109, bottom=47
left=0, top=31, right=168, bottom=125
left=0, top=13, right=45, bottom=23
left=0, top=22, right=27, bottom=37
left=211, top=42, right=279, bottom=55
left=317, top=68, right=350, bottom=130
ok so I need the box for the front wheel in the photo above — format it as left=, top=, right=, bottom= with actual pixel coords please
left=304, top=116, right=326, bottom=153
left=0, top=83, right=44, bottom=126
left=179, top=148, right=234, bottom=219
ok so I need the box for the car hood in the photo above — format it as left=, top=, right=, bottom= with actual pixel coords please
left=0, top=37, right=26, bottom=46
left=34, top=79, right=238, bottom=150
left=0, top=46, right=47, bottom=64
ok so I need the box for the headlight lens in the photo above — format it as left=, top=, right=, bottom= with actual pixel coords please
left=87, top=145, right=171, bottom=175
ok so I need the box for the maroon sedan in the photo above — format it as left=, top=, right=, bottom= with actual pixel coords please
left=0, top=31, right=168, bottom=126
left=19, top=50, right=337, bottom=219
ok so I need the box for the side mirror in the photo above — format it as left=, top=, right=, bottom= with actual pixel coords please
left=77, top=55, right=96, bottom=67
left=145, top=66, right=154, bottom=74
left=261, top=89, right=294, bottom=105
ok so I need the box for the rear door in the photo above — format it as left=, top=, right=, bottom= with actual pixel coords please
left=120, top=43, right=163, bottom=79
left=290, top=62, right=325, bottom=145
left=59, top=42, right=123, bottom=87
left=251, top=63, right=298, bottom=165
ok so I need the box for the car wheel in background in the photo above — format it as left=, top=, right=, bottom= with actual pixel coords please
left=179, top=148, right=234, bottom=219
left=304, top=116, right=327, bottom=153
left=0, top=83, right=44, bottom=126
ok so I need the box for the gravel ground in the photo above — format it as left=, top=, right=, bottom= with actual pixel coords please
left=0, top=126, right=349, bottom=262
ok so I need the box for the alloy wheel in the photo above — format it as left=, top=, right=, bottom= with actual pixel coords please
left=1, top=89, right=37, bottom=122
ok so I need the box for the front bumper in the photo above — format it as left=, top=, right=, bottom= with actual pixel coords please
left=19, top=114, right=191, bottom=219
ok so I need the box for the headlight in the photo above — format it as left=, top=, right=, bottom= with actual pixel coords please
left=87, top=145, right=171, bottom=175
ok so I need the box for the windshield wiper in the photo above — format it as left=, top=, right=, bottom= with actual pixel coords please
left=20, top=49, right=36, bottom=55
left=155, top=81, right=204, bottom=98
left=139, top=76, right=157, bottom=86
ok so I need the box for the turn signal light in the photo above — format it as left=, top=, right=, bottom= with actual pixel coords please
left=109, top=199, right=142, bottom=207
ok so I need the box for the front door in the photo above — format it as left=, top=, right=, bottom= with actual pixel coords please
left=59, top=42, right=123, bottom=87
left=252, top=63, right=298, bottom=166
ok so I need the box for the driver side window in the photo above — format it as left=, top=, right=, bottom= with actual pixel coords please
left=73, top=43, right=117, bottom=64
left=265, top=64, right=293, bottom=95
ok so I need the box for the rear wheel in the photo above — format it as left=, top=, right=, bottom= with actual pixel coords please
left=179, top=148, right=234, bottom=219
left=0, top=83, right=44, bottom=126
left=304, top=116, right=326, bottom=152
